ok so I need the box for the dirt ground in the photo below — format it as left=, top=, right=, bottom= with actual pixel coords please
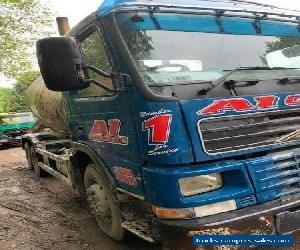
left=0, top=147, right=299, bottom=250
left=0, top=147, right=158, bottom=250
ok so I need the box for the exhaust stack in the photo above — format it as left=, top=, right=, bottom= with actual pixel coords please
left=56, top=17, right=70, bottom=36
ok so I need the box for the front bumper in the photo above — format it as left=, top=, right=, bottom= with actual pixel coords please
left=156, top=194, right=300, bottom=249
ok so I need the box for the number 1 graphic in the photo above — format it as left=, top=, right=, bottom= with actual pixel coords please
left=143, top=114, right=172, bottom=145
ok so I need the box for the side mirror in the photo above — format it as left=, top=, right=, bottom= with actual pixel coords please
left=36, top=37, right=88, bottom=91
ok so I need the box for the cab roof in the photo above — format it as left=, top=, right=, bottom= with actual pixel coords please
left=98, top=0, right=300, bottom=18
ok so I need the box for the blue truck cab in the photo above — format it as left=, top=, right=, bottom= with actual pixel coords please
left=23, top=0, right=300, bottom=248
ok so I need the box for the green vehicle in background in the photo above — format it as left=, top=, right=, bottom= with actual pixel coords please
left=0, top=113, right=35, bottom=147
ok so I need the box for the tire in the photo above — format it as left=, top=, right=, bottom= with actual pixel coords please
left=84, top=163, right=125, bottom=241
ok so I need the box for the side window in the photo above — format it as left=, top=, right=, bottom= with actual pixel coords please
left=78, top=28, right=114, bottom=97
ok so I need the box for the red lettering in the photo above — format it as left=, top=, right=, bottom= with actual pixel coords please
left=285, top=94, right=300, bottom=106
left=108, top=119, right=121, bottom=138
left=89, top=119, right=128, bottom=145
left=255, top=96, right=278, bottom=109
left=198, top=99, right=254, bottom=115
left=89, top=120, right=108, bottom=141
left=143, top=114, right=172, bottom=145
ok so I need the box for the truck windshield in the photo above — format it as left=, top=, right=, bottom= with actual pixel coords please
left=117, top=12, right=300, bottom=86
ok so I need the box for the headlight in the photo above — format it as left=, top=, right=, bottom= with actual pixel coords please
left=178, top=173, right=223, bottom=197
left=152, top=200, right=237, bottom=219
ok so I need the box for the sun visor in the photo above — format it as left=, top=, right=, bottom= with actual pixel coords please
left=116, top=13, right=300, bottom=37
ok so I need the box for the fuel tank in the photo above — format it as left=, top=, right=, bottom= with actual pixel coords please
left=27, top=77, right=68, bottom=133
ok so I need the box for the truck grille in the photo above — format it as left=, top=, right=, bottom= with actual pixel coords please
left=247, top=151, right=300, bottom=202
left=199, top=109, right=300, bottom=154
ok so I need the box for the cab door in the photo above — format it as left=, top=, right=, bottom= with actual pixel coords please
left=67, top=20, right=144, bottom=195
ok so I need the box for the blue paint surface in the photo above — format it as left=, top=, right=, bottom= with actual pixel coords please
left=98, top=0, right=300, bottom=17
left=117, top=13, right=300, bottom=37
left=180, top=92, right=300, bottom=163
left=246, top=151, right=300, bottom=203
left=142, top=160, right=254, bottom=208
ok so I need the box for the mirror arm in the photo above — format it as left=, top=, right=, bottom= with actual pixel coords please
left=84, top=79, right=117, bottom=93
left=83, top=64, right=113, bottom=78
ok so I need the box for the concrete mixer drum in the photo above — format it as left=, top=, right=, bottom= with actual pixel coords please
left=27, top=77, right=68, bottom=134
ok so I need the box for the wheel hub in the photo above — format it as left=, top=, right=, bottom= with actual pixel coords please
left=88, top=184, right=112, bottom=222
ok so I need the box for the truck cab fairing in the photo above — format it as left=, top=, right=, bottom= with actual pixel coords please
left=87, top=2, right=300, bottom=210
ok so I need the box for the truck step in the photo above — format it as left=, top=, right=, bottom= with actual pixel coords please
left=121, top=220, right=155, bottom=243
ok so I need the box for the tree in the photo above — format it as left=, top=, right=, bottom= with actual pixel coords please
left=265, top=37, right=300, bottom=54
left=122, top=30, right=154, bottom=60
left=262, top=37, right=300, bottom=65
left=0, top=88, right=12, bottom=113
left=0, top=0, right=54, bottom=79
left=7, top=71, right=40, bottom=112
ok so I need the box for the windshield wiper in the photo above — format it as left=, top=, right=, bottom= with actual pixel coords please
left=198, top=67, right=240, bottom=95
left=198, top=66, right=299, bottom=95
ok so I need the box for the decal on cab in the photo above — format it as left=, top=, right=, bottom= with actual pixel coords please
left=197, top=94, right=300, bottom=115
left=89, top=119, right=128, bottom=145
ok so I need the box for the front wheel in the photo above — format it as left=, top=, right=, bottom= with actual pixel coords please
left=84, top=163, right=125, bottom=241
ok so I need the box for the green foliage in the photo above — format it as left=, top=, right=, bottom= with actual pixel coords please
left=0, top=88, right=12, bottom=113
left=0, top=0, right=54, bottom=79
left=7, top=71, right=40, bottom=112
left=262, top=38, right=300, bottom=65
left=122, top=30, right=154, bottom=60
left=0, top=1, right=22, bottom=3
left=265, top=37, right=300, bottom=54
left=81, top=31, right=113, bottom=74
